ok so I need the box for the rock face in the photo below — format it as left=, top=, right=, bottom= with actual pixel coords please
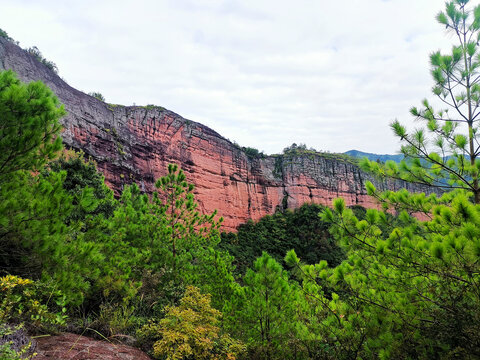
left=34, top=333, right=152, bottom=360
left=0, top=37, right=433, bottom=231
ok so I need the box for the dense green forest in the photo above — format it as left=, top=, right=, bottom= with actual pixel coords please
left=3, top=1, right=480, bottom=359
left=220, top=203, right=346, bottom=275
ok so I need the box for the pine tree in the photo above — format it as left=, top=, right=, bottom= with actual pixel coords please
left=0, top=70, right=64, bottom=178
left=46, top=151, right=116, bottom=222
left=284, top=2, right=480, bottom=358
left=155, top=164, right=222, bottom=262
left=361, top=1, right=480, bottom=203
left=90, top=165, right=235, bottom=310
left=0, top=70, right=104, bottom=305
left=226, top=252, right=307, bottom=360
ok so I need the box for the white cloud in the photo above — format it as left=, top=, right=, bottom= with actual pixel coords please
left=0, top=0, right=462, bottom=154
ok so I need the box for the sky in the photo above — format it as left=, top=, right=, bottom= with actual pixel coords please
left=0, top=0, right=461, bottom=155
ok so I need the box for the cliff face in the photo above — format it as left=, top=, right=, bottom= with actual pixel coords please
left=0, top=37, right=432, bottom=231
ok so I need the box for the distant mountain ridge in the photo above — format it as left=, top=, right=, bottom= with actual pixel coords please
left=344, top=150, right=404, bottom=163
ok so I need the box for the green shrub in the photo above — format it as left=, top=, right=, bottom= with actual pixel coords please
left=25, top=46, right=58, bottom=73
left=242, top=146, right=264, bottom=159
left=88, top=92, right=105, bottom=102
left=138, top=286, right=245, bottom=360
left=0, top=275, right=67, bottom=332
left=0, top=324, right=34, bottom=360
left=0, top=28, right=17, bottom=44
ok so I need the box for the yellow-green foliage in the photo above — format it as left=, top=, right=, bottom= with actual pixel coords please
left=138, top=285, right=245, bottom=360
left=0, top=324, right=35, bottom=360
left=0, top=275, right=33, bottom=322
left=0, top=275, right=67, bottom=329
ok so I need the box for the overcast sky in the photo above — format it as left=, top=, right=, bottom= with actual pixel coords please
left=0, top=0, right=460, bottom=154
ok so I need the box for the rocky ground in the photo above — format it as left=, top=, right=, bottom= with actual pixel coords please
left=33, top=333, right=151, bottom=360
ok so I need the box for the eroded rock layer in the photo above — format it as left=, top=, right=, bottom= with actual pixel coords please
left=0, top=38, right=431, bottom=231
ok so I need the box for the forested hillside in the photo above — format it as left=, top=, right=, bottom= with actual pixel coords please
left=2, top=1, right=480, bottom=359
left=344, top=150, right=404, bottom=163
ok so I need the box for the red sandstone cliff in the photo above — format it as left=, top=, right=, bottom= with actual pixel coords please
left=0, top=37, right=432, bottom=231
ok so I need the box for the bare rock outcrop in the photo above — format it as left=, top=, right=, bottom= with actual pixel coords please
left=34, top=333, right=151, bottom=360
left=0, top=37, right=433, bottom=231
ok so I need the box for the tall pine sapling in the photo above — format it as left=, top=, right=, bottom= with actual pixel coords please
left=361, top=1, right=480, bottom=203
left=0, top=70, right=64, bottom=178
left=155, top=164, right=222, bottom=262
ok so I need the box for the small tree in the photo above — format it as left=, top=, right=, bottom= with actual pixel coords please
left=47, top=151, right=116, bottom=222
left=226, top=252, right=307, bottom=360
left=155, top=164, right=235, bottom=308
left=0, top=70, right=64, bottom=177
left=88, top=92, right=105, bottom=102
left=362, top=0, right=480, bottom=203
left=25, top=47, right=58, bottom=74
left=155, top=164, right=223, bottom=263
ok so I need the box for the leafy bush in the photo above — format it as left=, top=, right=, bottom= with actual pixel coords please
left=93, top=301, right=140, bottom=337
left=242, top=146, right=264, bottom=159
left=25, top=46, right=58, bottom=73
left=138, top=285, right=244, bottom=360
left=0, top=28, right=17, bottom=44
left=0, top=325, right=34, bottom=360
left=88, top=92, right=105, bottom=102
left=0, top=275, right=67, bottom=333
left=46, top=151, right=116, bottom=222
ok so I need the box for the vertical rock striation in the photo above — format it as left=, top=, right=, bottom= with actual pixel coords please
left=0, top=37, right=434, bottom=231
